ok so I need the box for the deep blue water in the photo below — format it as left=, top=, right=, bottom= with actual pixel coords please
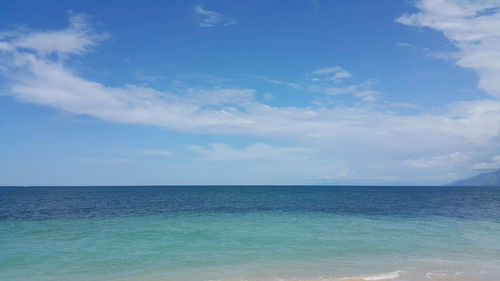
left=1, top=185, right=500, bottom=221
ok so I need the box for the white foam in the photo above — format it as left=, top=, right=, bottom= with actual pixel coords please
left=363, top=271, right=402, bottom=280
left=426, top=271, right=463, bottom=280
left=341, top=270, right=402, bottom=281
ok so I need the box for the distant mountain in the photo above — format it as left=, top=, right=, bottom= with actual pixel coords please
left=448, top=169, right=500, bottom=187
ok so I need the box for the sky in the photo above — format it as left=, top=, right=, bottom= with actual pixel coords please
left=1, top=0, right=500, bottom=186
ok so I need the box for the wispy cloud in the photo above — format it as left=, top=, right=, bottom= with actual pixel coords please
left=256, top=68, right=379, bottom=102
left=252, top=75, right=300, bottom=89
left=310, top=66, right=352, bottom=81
left=193, top=5, right=236, bottom=27
left=188, top=142, right=312, bottom=162
left=311, top=0, right=320, bottom=9
left=80, top=158, right=136, bottom=164
left=0, top=13, right=108, bottom=56
left=403, top=152, right=467, bottom=168
left=141, top=149, right=172, bottom=156
left=307, top=81, right=382, bottom=102
left=396, top=42, right=412, bottom=48
left=132, top=71, right=165, bottom=83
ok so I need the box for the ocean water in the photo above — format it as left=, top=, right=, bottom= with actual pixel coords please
left=1, top=186, right=500, bottom=281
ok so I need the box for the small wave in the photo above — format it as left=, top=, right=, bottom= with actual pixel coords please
left=341, top=270, right=402, bottom=281
left=426, top=271, right=463, bottom=280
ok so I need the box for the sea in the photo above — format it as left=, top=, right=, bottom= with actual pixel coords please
left=1, top=186, right=500, bottom=281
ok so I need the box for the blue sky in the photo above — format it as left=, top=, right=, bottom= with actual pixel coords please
left=1, top=0, right=500, bottom=185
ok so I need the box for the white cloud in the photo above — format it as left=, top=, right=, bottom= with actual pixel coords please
left=188, top=142, right=312, bottom=162
left=403, top=152, right=467, bottom=168
left=307, top=81, right=382, bottom=102
left=317, top=168, right=351, bottom=180
left=253, top=75, right=300, bottom=89
left=397, top=0, right=500, bottom=98
left=1, top=13, right=500, bottom=184
left=311, top=66, right=352, bottom=81
left=141, top=149, right=172, bottom=156
left=193, top=6, right=236, bottom=27
left=396, top=42, right=412, bottom=47
left=0, top=14, right=108, bottom=57
left=80, top=158, right=136, bottom=164
left=472, top=154, right=500, bottom=170
left=384, top=102, right=419, bottom=109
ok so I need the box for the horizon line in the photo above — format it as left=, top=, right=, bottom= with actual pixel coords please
left=0, top=184, right=456, bottom=188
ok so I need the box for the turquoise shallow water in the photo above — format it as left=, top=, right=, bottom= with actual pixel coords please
left=1, top=186, right=500, bottom=280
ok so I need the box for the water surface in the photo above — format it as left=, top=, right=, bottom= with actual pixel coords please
left=1, top=186, right=500, bottom=280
